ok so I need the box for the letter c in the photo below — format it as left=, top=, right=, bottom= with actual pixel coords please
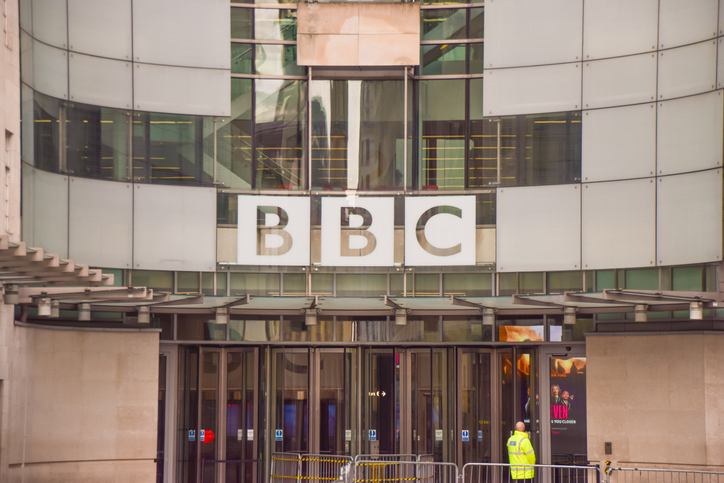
left=416, top=206, right=462, bottom=257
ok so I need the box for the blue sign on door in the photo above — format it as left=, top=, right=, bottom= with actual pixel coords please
left=188, top=430, right=195, bottom=442
left=478, top=430, right=483, bottom=442
left=275, top=429, right=283, bottom=441
left=462, top=430, right=469, bottom=442
left=369, top=429, right=377, bottom=441
left=200, top=429, right=205, bottom=442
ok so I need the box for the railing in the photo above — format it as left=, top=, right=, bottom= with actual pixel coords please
left=605, top=467, right=724, bottom=483
left=350, top=460, right=458, bottom=483
left=271, top=452, right=303, bottom=483
left=271, top=452, right=353, bottom=483
left=199, top=458, right=259, bottom=483
left=462, top=462, right=601, bottom=483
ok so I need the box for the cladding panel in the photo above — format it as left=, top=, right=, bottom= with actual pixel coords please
left=496, top=185, right=581, bottom=272
left=21, top=166, right=69, bottom=258
left=32, top=0, right=67, bottom=49
left=69, top=54, right=133, bottom=109
left=68, top=0, right=133, bottom=61
left=582, top=0, right=658, bottom=60
left=657, top=40, right=717, bottom=100
left=659, top=0, right=718, bottom=49
left=582, top=53, right=657, bottom=109
left=33, top=41, right=68, bottom=100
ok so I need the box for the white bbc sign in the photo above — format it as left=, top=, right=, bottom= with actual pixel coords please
left=237, top=195, right=476, bottom=267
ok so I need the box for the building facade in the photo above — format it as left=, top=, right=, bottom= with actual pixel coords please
left=1, top=0, right=724, bottom=481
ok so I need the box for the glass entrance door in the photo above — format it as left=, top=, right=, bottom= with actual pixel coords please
left=177, top=347, right=259, bottom=483
left=457, top=349, right=493, bottom=467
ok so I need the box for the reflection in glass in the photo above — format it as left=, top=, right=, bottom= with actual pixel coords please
left=200, top=351, right=219, bottom=483
left=32, top=92, right=61, bottom=173
left=229, top=317, right=280, bottom=341
left=311, top=80, right=404, bottom=190
left=65, top=103, right=130, bottom=181
left=231, top=8, right=253, bottom=39
left=226, top=351, right=256, bottom=483
left=443, top=273, right=492, bottom=296
left=468, top=111, right=582, bottom=188
left=469, top=43, right=483, bottom=73
left=421, top=9, right=466, bottom=41
left=177, top=315, right=227, bottom=341
left=498, top=318, right=544, bottom=341
left=218, top=79, right=253, bottom=189
left=283, top=317, right=333, bottom=341
left=231, top=43, right=253, bottom=74
left=255, top=9, right=297, bottom=41
left=420, top=80, right=465, bottom=190
left=410, top=349, right=447, bottom=461
left=256, top=44, right=303, bottom=76
left=230, top=272, right=281, bottom=296
left=255, top=79, right=306, bottom=189
left=336, top=274, right=387, bottom=297
left=421, top=44, right=466, bottom=75
left=459, top=351, right=491, bottom=465
left=469, top=8, right=484, bottom=38
left=272, top=350, right=309, bottom=453
left=443, top=317, right=492, bottom=342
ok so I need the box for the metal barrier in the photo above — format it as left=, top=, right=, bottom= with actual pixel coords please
left=354, top=454, right=418, bottom=464
left=418, top=455, right=435, bottom=463
left=462, top=462, right=602, bottom=483
left=606, top=467, right=724, bottom=483
left=199, top=458, right=259, bottom=483
left=353, top=460, right=458, bottom=483
left=301, top=454, right=353, bottom=482
left=271, top=452, right=302, bottom=483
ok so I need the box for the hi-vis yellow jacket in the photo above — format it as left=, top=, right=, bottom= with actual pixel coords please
left=507, top=430, right=536, bottom=479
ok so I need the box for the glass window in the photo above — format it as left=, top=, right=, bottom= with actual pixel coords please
left=283, top=316, right=333, bottom=341
left=132, top=112, right=213, bottom=186
left=231, top=8, right=253, bottom=39
left=218, top=79, right=253, bottom=190
left=65, top=102, right=130, bottom=181
left=443, top=316, right=493, bottom=342
left=519, top=272, right=544, bottom=295
left=131, top=270, right=173, bottom=292
left=624, top=268, right=658, bottom=290
left=420, top=79, right=465, bottom=190
left=217, top=272, right=228, bottom=296
left=391, top=317, right=440, bottom=342
left=202, top=272, right=215, bottom=295
left=336, top=274, right=388, bottom=297
left=389, top=274, right=405, bottom=296
left=311, top=80, right=404, bottom=190
left=357, top=317, right=388, bottom=342
left=230, top=273, right=281, bottom=296
left=33, top=92, right=61, bottom=173
left=421, top=9, right=466, bottom=41
left=231, top=43, right=253, bottom=74
left=311, top=273, right=334, bottom=295
left=498, top=317, right=544, bottom=342
left=476, top=192, right=496, bottom=225
left=153, top=314, right=174, bottom=340
left=421, top=44, right=466, bottom=76
left=469, top=8, right=484, bottom=38
left=177, top=314, right=227, bottom=341
left=547, top=271, right=583, bottom=294
left=255, top=79, right=306, bottom=189
left=414, top=274, right=440, bottom=296
left=443, top=273, right=492, bottom=296
left=177, top=272, right=200, bottom=294
left=673, top=266, right=703, bottom=291
left=229, top=317, right=280, bottom=341
left=596, top=270, right=615, bottom=290
left=101, top=268, right=124, bottom=287
left=255, top=9, right=296, bottom=41
left=469, top=42, right=483, bottom=74
left=256, top=44, right=303, bottom=76
left=549, top=316, right=593, bottom=342
left=499, top=272, right=517, bottom=296
left=706, top=265, right=717, bottom=292
left=283, top=273, right=306, bottom=296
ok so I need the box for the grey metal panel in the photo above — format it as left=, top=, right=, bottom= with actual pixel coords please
left=32, top=0, right=67, bottom=49
left=132, top=0, right=229, bottom=70
left=496, top=184, right=581, bottom=273
left=485, top=0, right=582, bottom=68
left=582, top=178, right=656, bottom=270
left=133, top=184, right=216, bottom=271
left=583, top=0, right=658, bottom=60
left=133, top=63, right=230, bottom=117
left=657, top=90, right=723, bottom=176
left=68, top=0, right=132, bottom=60
left=22, top=165, right=69, bottom=258
left=582, top=103, right=656, bottom=182
left=33, top=40, right=68, bottom=100
left=69, top=177, right=133, bottom=269
left=657, top=169, right=723, bottom=266
left=69, top=53, right=133, bottom=109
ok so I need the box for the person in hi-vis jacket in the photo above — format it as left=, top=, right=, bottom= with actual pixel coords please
left=507, top=421, right=535, bottom=481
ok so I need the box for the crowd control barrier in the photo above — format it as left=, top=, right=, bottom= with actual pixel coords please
left=462, top=462, right=602, bottom=483
left=346, top=459, right=458, bottom=483
left=605, top=467, right=724, bottom=483
left=199, top=458, right=259, bottom=483
left=271, top=452, right=353, bottom=483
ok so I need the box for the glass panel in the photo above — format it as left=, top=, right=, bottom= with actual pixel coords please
left=283, top=316, right=333, bottom=341
left=391, top=317, right=440, bottom=342
left=363, top=350, right=400, bottom=454
left=230, top=273, right=281, bottom=296
left=202, top=272, right=215, bottom=296
left=443, top=273, right=492, bottom=296
left=498, top=318, right=544, bottom=342
left=226, top=351, right=256, bottom=483
left=519, top=272, right=544, bottom=295
left=411, top=349, right=447, bottom=460
left=443, top=317, right=492, bottom=342
left=547, top=271, right=583, bottom=293
left=218, top=79, right=253, bottom=190
left=231, top=8, right=253, bottom=39
left=177, top=314, right=227, bottom=341
left=256, top=44, right=303, bottom=76
left=596, top=270, right=615, bottom=290
left=255, top=9, right=297, bottom=41
left=255, top=0, right=295, bottom=6
left=229, top=317, right=280, bottom=341
left=624, top=268, right=658, bottom=290
left=421, top=9, right=466, bottom=42
left=131, top=270, right=173, bottom=292
left=318, top=351, right=356, bottom=456
left=469, top=8, right=484, bottom=38
left=231, top=43, right=254, bottom=74
left=311, top=274, right=334, bottom=295
left=177, top=348, right=198, bottom=483
left=706, top=265, right=717, bottom=291
left=414, top=274, right=440, bottom=296
left=132, top=112, right=213, bottom=186
left=498, top=273, right=517, bottom=296
left=421, top=44, right=466, bottom=76
left=357, top=317, right=388, bottom=342
left=420, top=80, right=465, bottom=190
left=389, top=274, right=404, bottom=296
left=476, top=192, right=496, bottom=225
left=549, top=316, right=593, bottom=342
left=272, top=350, right=309, bottom=453
left=217, top=273, right=228, bottom=296
left=200, top=351, right=219, bottom=483
left=469, top=43, right=483, bottom=74
left=336, top=274, right=387, bottom=297
left=33, top=92, right=61, bottom=173
left=177, top=272, right=200, bottom=294
left=311, top=80, right=404, bottom=190
left=283, top=273, right=306, bottom=296
left=156, top=354, right=167, bottom=483
left=460, top=351, right=491, bottom=465
left=423, top=0, right=483, bottom=6
left=255, top=79, right=305, bottom=189
left=550, top=357, right=587, bottom=463
left=154, top=314, right=174, bottom=340
left=65, top=102, right=130, bottom=181
left=673, top=266, right=703, bottom=291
